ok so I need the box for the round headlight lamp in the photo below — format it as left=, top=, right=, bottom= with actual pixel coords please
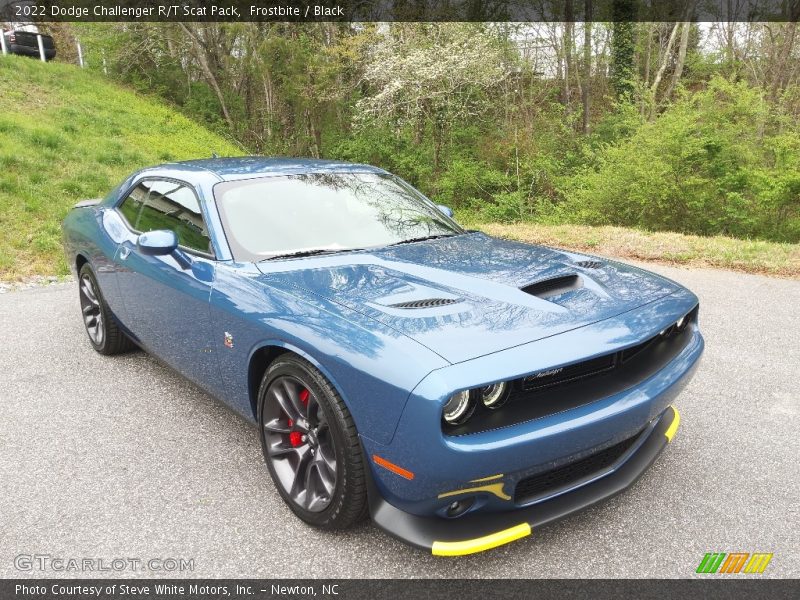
left=480, top=382, right=508, bottom=409
left=442, top=390, right=474, bottom=425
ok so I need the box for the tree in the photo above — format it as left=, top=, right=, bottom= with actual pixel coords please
left=582, top=0, right=593, bottom=133
left=610, top=0, right=637, bottom=100
left=177, top=23, right=234, bottom=130
left=357, top=24, right=510, bottom=174
left=563, top=0, right=574, bottom=112
left=662, top=21, right=691, bottom=103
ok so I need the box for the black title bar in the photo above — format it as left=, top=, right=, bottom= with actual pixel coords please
left=3, top=579, right=800, bottom=600
left=1, top=0, right=800, bottom=22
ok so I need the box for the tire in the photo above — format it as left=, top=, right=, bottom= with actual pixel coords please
left=257, top=354, right=368, bottom=529
left=78, top=263, right=134, bottom=355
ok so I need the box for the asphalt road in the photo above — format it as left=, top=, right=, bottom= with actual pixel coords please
left=0, top=263, right=798, bottom=579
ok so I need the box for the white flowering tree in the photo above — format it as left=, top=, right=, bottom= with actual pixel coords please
left=357, top=24, right=511, bottom=173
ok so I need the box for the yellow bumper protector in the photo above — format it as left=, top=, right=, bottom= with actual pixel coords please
left=432, top=523, right=531, bottom=556
left=664, top=405, right=681, bottom=442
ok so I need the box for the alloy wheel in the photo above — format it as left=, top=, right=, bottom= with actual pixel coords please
left=79, top=274, right=104, bottom=346
left=262, top=375, right=338, bottom=512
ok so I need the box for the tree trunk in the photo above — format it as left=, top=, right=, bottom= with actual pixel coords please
left=262, top=72, right=273, bottom=140
left=647, top=21, right=681, bottom=118
left=563, top=0, right=574, bottom=112
left=305, top=109, right=320, bottom=158
left=582, top=0, right=592, bottom=134
left=641, top=23, right=653, bottom=116
left=313, top=116, right=323, bottom=158
left=769, top=22, right=798, bottom=102
left=432, top=115, right=445, bottom=176
left=178, top=23, right=234, bottom=130
left=725, top=2, right=736, bottom=67
left=663, top=22, right=691, bottom=102
left=610, top=0, right=637, bottom=100
left=650, top=22, right=680, bottom=98
left=643, top=24, right=652, bottom=85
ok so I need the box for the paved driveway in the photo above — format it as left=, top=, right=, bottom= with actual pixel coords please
left=0, top=263, right=797, bottom=578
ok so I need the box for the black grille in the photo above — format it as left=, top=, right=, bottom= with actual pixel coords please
left=575, top=260, right=604, bottom=269
left=514, top=431, right=642, bottom=504
left=621, top=336, right=657, bottom=362
left=521, top=274, right=582, bottom=299
left=389, top=298, right=459, bottom=309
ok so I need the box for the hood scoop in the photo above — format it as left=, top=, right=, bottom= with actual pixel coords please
left=389, top=298, right=460, bottom=309
left=521, top=274, right=583, bottom=299
left=575, top=260, right=604, bottom=269
left=368, top=282, right=464, bottom=314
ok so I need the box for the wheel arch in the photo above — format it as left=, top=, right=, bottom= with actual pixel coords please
left=246, top=341, right=352, bottom=423
left=75, top=252, right=89, bottom=274
left=247, top=344, right=287, bottom=420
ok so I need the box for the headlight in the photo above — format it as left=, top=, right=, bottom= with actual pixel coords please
left=442, top=390, right=474, bottom=425
left=662, top=312, right=691, bottom=337
left=480, top=382, right=508, bottom=409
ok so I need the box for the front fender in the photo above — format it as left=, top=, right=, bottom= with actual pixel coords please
left=209, top=262, right=449, bottom=444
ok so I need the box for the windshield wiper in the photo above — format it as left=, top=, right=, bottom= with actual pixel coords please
left=388, top=233, right=458, bottom=247
left=259, top=248, right=360, bottom=262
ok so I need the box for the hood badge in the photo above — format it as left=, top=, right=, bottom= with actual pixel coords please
left=224, top=332, right=234, bottom=349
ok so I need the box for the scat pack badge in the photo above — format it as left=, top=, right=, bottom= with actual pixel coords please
left=224, top=332, right=234, bottom=349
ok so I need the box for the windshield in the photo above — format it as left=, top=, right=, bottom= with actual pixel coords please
left=213, top=172, right=463, bottom=261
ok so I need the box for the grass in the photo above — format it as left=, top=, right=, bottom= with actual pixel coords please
left=0, top=55, right=242, bottom=281
left=467, top=221, right=800, bottom=279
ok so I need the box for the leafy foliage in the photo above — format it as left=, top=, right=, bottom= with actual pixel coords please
left=563, top=78, right=800, bottom=241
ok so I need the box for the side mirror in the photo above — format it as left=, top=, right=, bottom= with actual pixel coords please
left=137, top=229, right=178, bottom=256
left=437, top=204, right=454, bottom=218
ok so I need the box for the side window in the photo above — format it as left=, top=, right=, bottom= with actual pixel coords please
left=123, top=179, right=213, bottom=255
left=117, top=183, right=149, bottom=230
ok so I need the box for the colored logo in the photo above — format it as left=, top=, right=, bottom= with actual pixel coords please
left=696, top=552, right=773, bottom=574
left=223, top=332, right=234, bottom=349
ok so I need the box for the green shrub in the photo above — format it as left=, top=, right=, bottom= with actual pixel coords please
left=561, top=77, right=800, bottom=242
left=479, top=191, right=529, bottom=223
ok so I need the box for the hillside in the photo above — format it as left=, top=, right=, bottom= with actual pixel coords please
left=0, top=56, right=242, bottom=280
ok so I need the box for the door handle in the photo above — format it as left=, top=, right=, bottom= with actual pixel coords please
left=119, top=246, right=131, bottom=260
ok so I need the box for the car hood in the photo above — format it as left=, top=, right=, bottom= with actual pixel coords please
left=256, top=232, right=680, bottom=364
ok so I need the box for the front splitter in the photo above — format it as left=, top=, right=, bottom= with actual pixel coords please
left=367, top=405, right=680, bottom=556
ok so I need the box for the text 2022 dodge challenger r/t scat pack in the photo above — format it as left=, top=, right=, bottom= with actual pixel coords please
left=62, top=158, right=703, bottom=556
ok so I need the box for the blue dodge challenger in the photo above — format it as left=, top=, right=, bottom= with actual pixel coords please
left=62, top=157, right=703, bottom=555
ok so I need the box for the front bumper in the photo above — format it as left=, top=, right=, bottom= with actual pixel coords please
left=368, top=404, right=680, bottom=555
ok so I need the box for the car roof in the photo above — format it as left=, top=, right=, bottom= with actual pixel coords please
left=161, top=156, right=388, bottom=181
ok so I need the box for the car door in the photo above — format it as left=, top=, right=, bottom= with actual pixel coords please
left=113, top=178, right=220, bottom=387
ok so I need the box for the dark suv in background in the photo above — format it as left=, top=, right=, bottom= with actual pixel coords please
left=2, top=28, right=56, bottom=60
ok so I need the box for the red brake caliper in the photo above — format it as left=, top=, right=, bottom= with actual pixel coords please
left=288, top=389, right=310, bottom=447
